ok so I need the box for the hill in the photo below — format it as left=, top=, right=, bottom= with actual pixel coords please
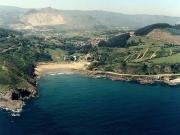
left=0, top=23, right=180, bottom=111
left=134, top=23, right=172, bottom=35
left=0, top=29, right=52, bottom=111
left=89, top=23, right=180, bottom=76
left=0, top=6, right=180, bottom=31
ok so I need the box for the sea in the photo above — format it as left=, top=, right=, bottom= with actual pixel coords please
left=0, top=73, right=180, bottom=135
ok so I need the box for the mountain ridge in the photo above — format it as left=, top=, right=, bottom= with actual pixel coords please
left=0, top=6, right=180, bottom=31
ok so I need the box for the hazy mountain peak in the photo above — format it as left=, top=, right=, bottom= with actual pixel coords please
left=25, top=7, right=59, bottom=15
left=21, top=7, right=65, bottom=27
left=0, top=6, right=180, bottom=31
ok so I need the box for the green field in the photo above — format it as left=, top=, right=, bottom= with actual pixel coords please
left=152, top=53, right=180, bottom=64
left=47, top=49, right=67, bottom=62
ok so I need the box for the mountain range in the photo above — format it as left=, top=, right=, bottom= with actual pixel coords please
left=0, top=6, right=180, bottom=31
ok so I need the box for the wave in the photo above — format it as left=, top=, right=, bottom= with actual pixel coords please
left=50, top=73, right=56, bottom=76
left=48, top=72, right=74, bottom=76
left=11, top=113, right=21, bottom=117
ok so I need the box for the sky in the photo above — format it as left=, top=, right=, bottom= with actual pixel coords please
left=0, top=0, right=180, bottom=17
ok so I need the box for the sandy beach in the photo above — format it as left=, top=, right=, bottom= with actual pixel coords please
left=35, top=62, right=90, bottom=75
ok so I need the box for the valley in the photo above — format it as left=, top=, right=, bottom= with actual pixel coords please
left=0, top=6, right=180, bottom=112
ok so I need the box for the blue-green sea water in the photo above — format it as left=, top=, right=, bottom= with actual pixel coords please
left=0, top=74, right=180, bottom=135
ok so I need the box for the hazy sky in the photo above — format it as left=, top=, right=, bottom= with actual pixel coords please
left=0, top=0, right=180, bottom=16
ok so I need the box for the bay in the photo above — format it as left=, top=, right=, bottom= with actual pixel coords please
left=0, top=74, right=180, bottom=135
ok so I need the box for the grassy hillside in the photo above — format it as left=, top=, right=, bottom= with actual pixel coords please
left=135, top=23, right=172, bottom=35
left=0, top=29, right=52, bottom=93
left=89, top=24, right=180, bottom=74
left=152, top=53, right=180, bottom=64
left=0, top=23, right=180, bottom=94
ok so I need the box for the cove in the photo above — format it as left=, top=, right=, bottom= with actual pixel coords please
left=0, top=74, right=180, bottom=135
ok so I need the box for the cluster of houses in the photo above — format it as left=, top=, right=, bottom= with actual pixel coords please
left=44, top=32, right=108, bottom=47
left=63, top=54, right=93, bottom=62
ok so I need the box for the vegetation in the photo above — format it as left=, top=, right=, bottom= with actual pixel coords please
left=98, top=33, right=130, bottom=48
left=0, top=23, right=180, bottom=93
left=0, top=31, right=52, bottom=93
left=165, top=28, right=180, bottom=35
left=135, top=23, right=172, bottom=35
left=89, top=24, right=180, bottom=74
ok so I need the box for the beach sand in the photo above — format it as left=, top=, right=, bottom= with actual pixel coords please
left=170, top=78, right=180, bottom=84
left=35, top=62, right=90, bottom=75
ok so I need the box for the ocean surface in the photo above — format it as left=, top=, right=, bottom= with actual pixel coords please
left=0, top=73, right=180, bottom=135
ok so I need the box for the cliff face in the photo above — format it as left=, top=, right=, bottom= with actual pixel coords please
left=0, top=87, right=37, bottom=112
left=22, top=12, right=65, bottom=26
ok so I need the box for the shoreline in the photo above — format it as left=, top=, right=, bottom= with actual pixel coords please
left=0, top=87, right=37, bottom=113
left=35, top=62, right=180, bottom=85
left=0, top=62, right=89, bottom=113
left=35, top=62, right=90, bottom=76
left=1, top=62, right=180, bottom=113
left=86, top=71, right=180, bottom=85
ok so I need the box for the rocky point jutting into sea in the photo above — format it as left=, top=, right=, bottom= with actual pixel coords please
left=0, top=86, right=37, bottom=112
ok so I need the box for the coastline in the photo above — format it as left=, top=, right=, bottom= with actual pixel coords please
left=0, top=87, right=37, bottom=113
left=0, top=62, right=89, bottom=113
left=86, top=71, right=180, bottom=85
left=35, top=62, right=180, bottom=86
left=1, top=62, right=179, bottom=113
